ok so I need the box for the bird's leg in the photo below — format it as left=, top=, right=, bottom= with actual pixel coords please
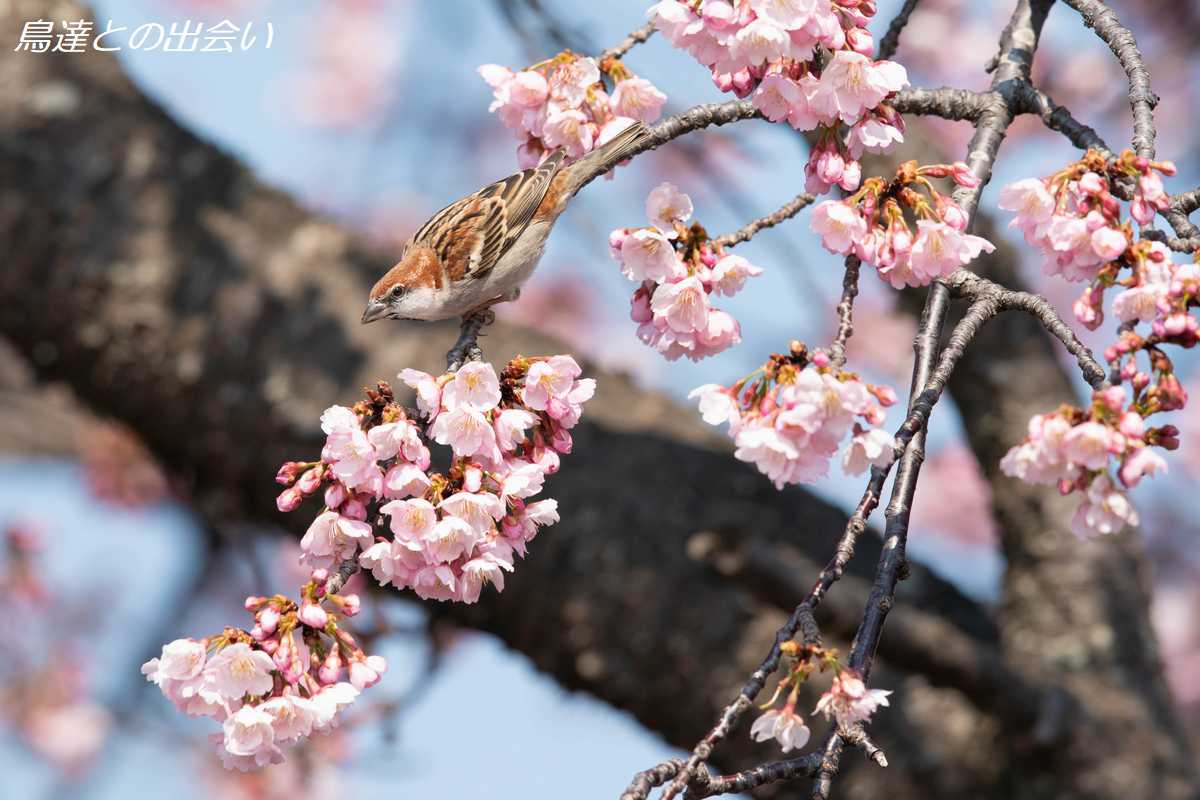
left=445, top=307, right=496, bottom=371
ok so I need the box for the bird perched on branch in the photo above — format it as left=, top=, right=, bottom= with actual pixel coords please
left=360, top=121, right=652, bottom=368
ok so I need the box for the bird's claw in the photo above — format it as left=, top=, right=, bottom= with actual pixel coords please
left=445, top=309, right=495, bottom=371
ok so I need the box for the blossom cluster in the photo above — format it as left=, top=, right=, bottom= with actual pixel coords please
left=142, top=575, right=383, bottom=771
left=811, top=160, right=994, bottom=288
left=280, top=357, right=593, bottom=604
left=999, top=150, right=1193, bottom=538
left=479, top=52, right=665, bottom=167
left=751, top=641, right=890, bottom=754
left=610, top=183, right=762, bottom=360
left=690, top=342, right=897, bottom=487
left=999, top=151, right=1175, bottom=291
left=650, top=0, right=908, bottom=194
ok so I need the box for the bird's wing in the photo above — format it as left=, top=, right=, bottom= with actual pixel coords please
left=411, top=150, right=566, bottom=281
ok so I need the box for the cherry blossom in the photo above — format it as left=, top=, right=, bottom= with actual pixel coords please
left=999, top=150, right=1192, bottom=539
left=692, top=343, right=896, bottom=488
left=750, top=706, right=811, bottom=753
left=814, top=671, right=892, bottom=727
left=480, top=53, right=665, bottom=165
left=611, top=186, right=762, bottom=361
left=812, top=161, right=993, bottom=287
left=649, top=0, right=909, bottom=196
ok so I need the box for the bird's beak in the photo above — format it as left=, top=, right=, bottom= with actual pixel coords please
left=361, top=299, right=389, bottom=325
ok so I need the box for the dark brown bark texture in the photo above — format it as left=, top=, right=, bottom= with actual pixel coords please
left=0, top=1, right=1192, bottom=797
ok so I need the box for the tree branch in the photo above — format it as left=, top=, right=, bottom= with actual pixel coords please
left=602, top=22, right=656, bottom=61
left=1061, top=0, right=1157, bottom=158
left=711, top=192, right=815, bottom=248
left=878, top=0, right=923, bottom=61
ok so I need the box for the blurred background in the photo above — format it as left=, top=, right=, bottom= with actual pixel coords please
left=1, top=0, right=1198, bottom=797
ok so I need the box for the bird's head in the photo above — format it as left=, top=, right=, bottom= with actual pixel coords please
left=362, top=247, right=441, bottom=323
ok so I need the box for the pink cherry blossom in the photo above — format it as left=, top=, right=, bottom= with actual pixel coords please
left=429, top=405, right=498, bottom=459
left=651, top=275, right=711, bottom=333
left=610, top=77, right=667, bottom=122
left=843, top=428, right=897, bottom=475
left=541, top=108, right=595, bottom=158
left=710, top=254, right=763, bottom=296
left=811, top=200, right=868, bottom=255
left=1071, top=473, right=1139, bottom=538
left=752, top=72, right=804, bottom=123
left=207, top=643, right=276, bottom=699
left=645, top=182, right=694, bottom=234
left=619, top=228, right=685, bottom=282
left=814, top=671, right=892, bottom=726
left=442, top=362, right=502, bottom=412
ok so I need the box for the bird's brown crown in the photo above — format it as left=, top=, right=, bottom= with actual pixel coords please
left=368, top=246, right=444, bottom=300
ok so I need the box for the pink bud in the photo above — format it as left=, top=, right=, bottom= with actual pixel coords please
left=1130, top=197, right=1155, bottom=226
left=1118, top=412, right=1144, bottom=439
left=815, top=148, right=844, bottom=184
left=275, top=462, right=303, bottom=486
left=846, top=26, right=873, bottom=56
left=324, top=482, right=347, bottom=510
left=319, top=650, right=341, bottom=685
left=1077, top=172, right=1105, bottom=195
left=342, top=497, right=367, bottom=521
left=339, top=594, right=361, bottom=617
left=630, top=287, right=653, bottom=323
left=941, top=202, right=969, bottom=231
left=731, top=69, right=754, bottom=97
left=1098, top=385, right=1125, bottom=413
left=276, top=487, right=303, bottom=513
left=299, top=603, right=328, bottom=629
left=259, top=606, right=281, bottom=635
left=550, top=427, right=573, bottom=454
left=950, top=162, right=981, bottom=189
left=870, top=384, right=898, bottom=407
left=711, top=70, right=734, bottom=93
left=365, top=654, right=388, bottom=675
left=310, top=568, right=329, bottom=584
left=838, top=159, right=862, bottom=192
left=244, top=595, right=269, bottom=611
left=463, top=466, right=483, bottom=493
left=348, top=658, right=380, bottom=690
left=297, top=466, right=323, bottom=494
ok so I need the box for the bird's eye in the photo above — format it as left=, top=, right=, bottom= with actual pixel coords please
left=390, top=285, right=406, bottom=299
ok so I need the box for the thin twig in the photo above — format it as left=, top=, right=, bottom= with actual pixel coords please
left=829, top=255, right=861, bottom=369
left=1060, top=0, right=1157, bottom=159
left=877, top=0, right=922, bottom=60
left=712, top=192, right=815, bottom=248
left=601, top=22, right=656, bottom=61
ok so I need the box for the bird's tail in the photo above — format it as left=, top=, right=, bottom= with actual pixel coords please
left=564, top=120, right=653, bottom=193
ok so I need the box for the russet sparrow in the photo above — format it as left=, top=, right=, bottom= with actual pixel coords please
left=361, top=121, right=651, bottom=327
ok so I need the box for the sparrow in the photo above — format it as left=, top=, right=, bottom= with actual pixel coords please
left=360, top=120, right=652, bottom=327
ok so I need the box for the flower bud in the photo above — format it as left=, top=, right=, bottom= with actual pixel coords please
left=276, top=487, right=303, bottom=513
left=299, top=603, right=329, bottom=629
left=259, top=606, right=281, bottom=635
left=297, top=466, right=324, bottom=494
left=324, top=482, right=347, bottom=510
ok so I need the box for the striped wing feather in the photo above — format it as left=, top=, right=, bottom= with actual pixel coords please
left=411, top=150, right=565, bottom=280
